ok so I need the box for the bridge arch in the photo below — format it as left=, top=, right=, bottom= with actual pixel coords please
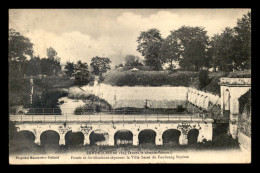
left=65, top=130, right=84, bottom=147
left=187, top=129, right=199, bottom=145
left=89, top=129, right=109, bottom=146
left=40, top=130, right=60, bottom=147
left=138, top=129, right=156, bottom=145
left=162, top=129, right=181, bottom=145
left=16, top=130, right=36, bottom=146
left=114, top=130, right=133, bottom=146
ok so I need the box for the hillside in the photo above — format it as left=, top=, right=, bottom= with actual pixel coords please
left=102, top=69, right=251, bottom=95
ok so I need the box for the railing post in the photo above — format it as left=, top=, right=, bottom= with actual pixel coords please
left=55, top=114, right=56, bottom=122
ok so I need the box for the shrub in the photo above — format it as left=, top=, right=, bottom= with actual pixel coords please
left=198, top=70, right=210, bottom=90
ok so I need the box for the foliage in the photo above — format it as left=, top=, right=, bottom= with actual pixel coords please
left=74, top=94, right=111, bottom=114
left=74, top=61, right=90, bottom=84
left=209, top=12, right=251, bottom=71
left=9, top=29, right=34, bottom=78
left=160, top=32, right=181, bottom=69
left=137, top=28, right=164, bottom=70
left=103, top=70, right=198, bottom=86
left=124, top=55, right=143, bottom=67
left=25, top=56, right=42, bottom=76
left=172, top=26, right=210, bottom=71
left=198, top=70, right=210, bottom=90
left=64, top=61, right=75, bottom=77
left=90, top=56, right=111, bottom=77
left=9, top=78, right=31, bottom=107
left=9, top=29, right=34, bottom=62
left=46, top=47, right=57, bottom=59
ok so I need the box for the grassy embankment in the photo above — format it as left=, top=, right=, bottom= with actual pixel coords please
left=103, top=69, right=251, bottom=95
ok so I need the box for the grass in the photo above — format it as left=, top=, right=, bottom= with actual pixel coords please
left=103, top=69, right=251, bottom=95
left=103, top=70, right=198, bottom=86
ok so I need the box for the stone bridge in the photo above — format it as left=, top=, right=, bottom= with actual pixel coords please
left=10, top=114, right=213, bottom=146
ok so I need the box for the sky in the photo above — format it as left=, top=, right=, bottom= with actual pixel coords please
left=9, top=9, right=250, bottom=67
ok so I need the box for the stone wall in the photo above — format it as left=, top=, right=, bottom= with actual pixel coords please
left=187, top=88, right=221, bottom=110
left=82, top=84, right=221, bottom=110
left=92, top=84, right=188, bottom=108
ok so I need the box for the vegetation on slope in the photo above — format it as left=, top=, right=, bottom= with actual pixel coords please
left=102, top=69, right=251, bottom=95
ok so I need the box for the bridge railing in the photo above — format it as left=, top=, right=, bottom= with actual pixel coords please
left=9, top=107, right=209, bottom=115
left=9, top=112, right=212, bottom=123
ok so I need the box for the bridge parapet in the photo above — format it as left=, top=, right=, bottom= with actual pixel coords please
left=10, top=114, right=213, bottom=123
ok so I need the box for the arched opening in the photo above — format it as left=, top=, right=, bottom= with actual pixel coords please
left=187, top=129, right=199, bottom=145
left=65, top=131, right=84, bottom=147
left=89, top=130, right=109, bottom=146
left=138, top=129, right=156, bottom=145
left=16, top=130, right=35, bottom=148
left=162, top=129, right=181, bottom=145
left=40, top=130, right=60, bottom=147
left=114, top=130, right=133, bottom=146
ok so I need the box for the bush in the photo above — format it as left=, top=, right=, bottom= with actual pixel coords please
left=198, top=70, right=210, bottom=90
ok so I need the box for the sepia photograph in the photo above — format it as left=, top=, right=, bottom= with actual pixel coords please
left=8, top=8, right=251, bottom=164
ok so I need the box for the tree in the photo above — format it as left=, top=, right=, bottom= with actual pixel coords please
left=210, top=27, right=246, bottom=72
left=170, top=26, right=210, bottom=71
left=160, top=34, right=181, bottom=69
left=46, top=47, right=57, bottom=60
left=137, top=28, right=164, bottom=70
left=234, top=11, right=251, bottom=69
left=74, top=60, right=90, bottom=84
left=209, top=12, right=251, bottom=71
left=9, top=29, right=34, bottom=78
left=144, top=41, right=164, bottom=70
left=25, top=56, right=42, bottom=76
left=124, top=55, right=143, bottom=67
left=90, top=56, right=111, bottom=77
left=41, top=47, right=61, bottom=76
left=64, top=61, right=75, bottom=77
left=180, top=39, right=209, bottom=71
